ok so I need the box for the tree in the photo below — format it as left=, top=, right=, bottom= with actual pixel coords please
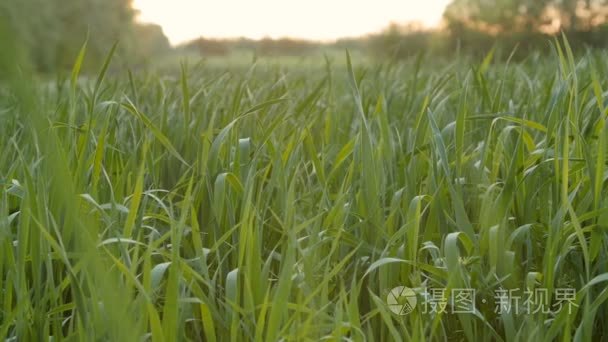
left=132, top=24, right=171, bottom=60
left=444, top=0, right=608, bottom=34
left=1, top=0, right=170, bottom=72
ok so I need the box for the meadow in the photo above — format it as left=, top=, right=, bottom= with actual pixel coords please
left=1, top=37, right=608, bottom=341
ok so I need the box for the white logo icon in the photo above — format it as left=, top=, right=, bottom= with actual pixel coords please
left=387, top=286, right=417, bottom=315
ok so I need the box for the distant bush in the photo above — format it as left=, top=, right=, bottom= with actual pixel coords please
left=133, top=24, right=172, bottom=60
left=256, top=38, right=318, bottom=56
left=185, top=38, right=231, bottom=57
left=362, top=22, right=608, bottom=62
left=366, top=25, right=447, bottom=60
left=182, top=37, right=321, bottom=57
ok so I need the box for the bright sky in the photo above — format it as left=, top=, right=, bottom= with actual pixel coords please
left=132, top=0, right=451, bottom=45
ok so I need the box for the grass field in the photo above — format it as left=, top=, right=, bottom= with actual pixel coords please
left=2, top=37, right=608, bottom=341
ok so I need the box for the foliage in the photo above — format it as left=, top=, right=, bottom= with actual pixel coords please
left=133, top=24, right=172, bottom=62
left=256, top=38, right=319, bottom=56
left=185, top=38, right=232, bottom=56
left=182, top=37, right=322, bottom=57
left=366, top=24, right=445, bottom=60
left=364, top=20, right=608, bottom=62
left=444, top=0, right=608, bottom=33
left=0, top=0, right=170, bottom=72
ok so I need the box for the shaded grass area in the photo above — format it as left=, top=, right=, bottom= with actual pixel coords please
left=1, top=34, right=608, bottom=340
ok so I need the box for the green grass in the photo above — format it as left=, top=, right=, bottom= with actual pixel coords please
left=2, top=35, right=608, bottom=341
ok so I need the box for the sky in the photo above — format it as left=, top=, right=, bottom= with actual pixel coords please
left=132, top=0, right=452, bottom=45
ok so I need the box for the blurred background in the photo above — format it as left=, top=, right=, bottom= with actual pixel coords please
left=2, top=0, right=608, bottom=72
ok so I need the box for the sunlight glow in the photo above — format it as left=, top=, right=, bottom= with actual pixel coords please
left=132, top=0, right=451, bottom=45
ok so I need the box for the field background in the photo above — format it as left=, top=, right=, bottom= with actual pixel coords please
left=3, top=1, right=608, bottom=341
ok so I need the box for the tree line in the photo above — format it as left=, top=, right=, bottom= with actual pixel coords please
left=445, top=0, right=608, bottom=33
left=0, top=0, right=170, bottom=72
left=438, top=0, right=608, bottom=57
left=3, top=0, right=608, bottom=71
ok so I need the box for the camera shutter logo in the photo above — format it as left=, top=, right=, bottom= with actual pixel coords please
left=387, top=286, right=417, bottom=315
